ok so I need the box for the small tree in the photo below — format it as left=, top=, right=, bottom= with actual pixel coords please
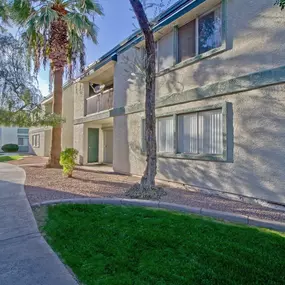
left=0, top=32, right=63, bottom=127
left=60, top=148, right=79, bottom=178
left=127, top=0, right=169, bottom=199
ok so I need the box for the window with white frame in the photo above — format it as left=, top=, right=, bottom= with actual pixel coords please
left=18, top=138, right=24, bottom=146
left=177, top=109, right=223, bottom=155
left=178, top=5, right=222, bottom=63
left=32, top=134, right=40, bottom=148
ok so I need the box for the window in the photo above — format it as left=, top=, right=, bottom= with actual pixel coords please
left=141, top=104, right=228, bottom=161
left=178, top=19, right=196, bottom=62
left=18, top=138, right=24, bottom=146
left=141, top=116, right=174, bottom=153
left=156, top=32, right=175, bottom=72
left=177, top=5, right=222, bottom=63
left=157, top=116, right=174, bottom=152
left=178, top=109, right=223, bottom=155
left=177, top=113, right=198, bottom=153
left=198, top=8, right=222, bottom=54
left=18, top=137, right=29, bottom=146
left=32, top=134, right=40, bottom=148
left=17, top=128, right=29, bottom=134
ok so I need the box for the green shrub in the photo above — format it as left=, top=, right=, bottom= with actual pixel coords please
left=1, top=144, right=19, bottom=152
left=60, top=148, right=79, bottom=178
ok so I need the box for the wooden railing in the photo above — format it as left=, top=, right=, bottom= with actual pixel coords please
left=86, top=88, right=114, bottom=115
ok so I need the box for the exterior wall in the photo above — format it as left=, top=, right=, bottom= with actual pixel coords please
left=74, top=83, right=89, bottom=119
left=0, top=127, right=29, bottom=152
left=114, top=47, right=145, bottom=109
left=44, top=129, right=51, bottom=157
left=0, top=127, right=18, bottom=147
left=114, top=0, right=285, bottom=106
left=114, top=84, right=285, bottom=204
left=73, top=124, right=85, bottom=164
left=29, top=84, right=74, bottom=156
left=62, top=84, right=74, bottom=149
left=73, top=119, right=113, bottom=165
left=29, top=128, right=51, bottom=157
left=156, top=0, right=285, bottom=97
left=113, top=0, right=285, bottom=204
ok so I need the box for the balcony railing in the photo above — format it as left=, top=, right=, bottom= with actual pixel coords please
left=86, top=88, right=114, bottom=115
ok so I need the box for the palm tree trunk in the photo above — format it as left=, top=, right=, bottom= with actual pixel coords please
left=48, top=69, right=63, bottom=168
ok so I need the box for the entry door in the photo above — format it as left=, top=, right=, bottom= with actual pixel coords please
left=88, top=128, right=99, bottom=163
left=104, top=130, right=113, bottom=164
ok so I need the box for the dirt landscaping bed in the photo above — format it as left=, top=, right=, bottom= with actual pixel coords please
left=22, top=164, right=285, bottom=223
left=8, top=156, right=48, bottom=165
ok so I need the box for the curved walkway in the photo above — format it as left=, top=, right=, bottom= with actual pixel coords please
left=0, top=163, right=78, bottom=285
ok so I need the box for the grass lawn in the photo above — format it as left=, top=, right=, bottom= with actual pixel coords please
left=42, top=204, right=285, bottom=285
left=0, top=155, right=23, bottom=162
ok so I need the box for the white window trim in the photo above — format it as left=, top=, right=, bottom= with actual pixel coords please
left=32, top=134, right=40, bottom=148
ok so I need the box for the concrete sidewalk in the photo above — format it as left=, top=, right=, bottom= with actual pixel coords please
left=0, top=163, right=78, bottom=285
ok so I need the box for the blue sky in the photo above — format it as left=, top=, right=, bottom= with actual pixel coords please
left=38, top=0, right=136, bottom=97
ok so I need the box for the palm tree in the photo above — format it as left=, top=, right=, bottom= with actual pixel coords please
left=11, top=0, right=103, bottom=167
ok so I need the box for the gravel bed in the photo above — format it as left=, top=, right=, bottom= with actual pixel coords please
left=8, top=156, right=49, bottom=165
left=22, top=164, right=285, bottom=223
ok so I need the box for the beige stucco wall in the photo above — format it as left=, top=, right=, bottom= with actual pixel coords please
left=114, top=84, right=285, bottom=204
left=29, top=84, right=74, bottom=156
left=29, top=128, right=51, bottom=157
left=73, top=118, right=113, bottom=165
left=74, top=83, right=89, bottom=120
left=0, top=127, right=18, bottom=147
left=62, top=84, right=74, bottom=149
left=114, top=0, right=285, bottom=107
left=156, top=0, right=285, bottom=97
left=73, top=124, right=85, bottom=164
left=113, top=0, right=285, bottom=204
left=114, top=47, right=145, bottom=108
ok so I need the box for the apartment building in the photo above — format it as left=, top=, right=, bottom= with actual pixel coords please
left=0, top=127, right=29, bottom=152
left=30, top=0, right=285, bottom=205
left=29, top=83, right=74, bottom=157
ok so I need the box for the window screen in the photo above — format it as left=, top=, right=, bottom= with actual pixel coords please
left=178, top=19, right=196, bottom=62
left=157, top=116, right=174, bottom=152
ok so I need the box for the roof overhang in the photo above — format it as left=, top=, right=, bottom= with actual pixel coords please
left=76, top=0, right=208, bottom=82
left=79, top=54, right=117, bottom=83
left=41, top=96, right=53, bottom=105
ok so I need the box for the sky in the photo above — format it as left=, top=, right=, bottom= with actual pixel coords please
left=38, top=0, right=136, bottom=97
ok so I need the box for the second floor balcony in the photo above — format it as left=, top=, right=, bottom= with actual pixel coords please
left=86, top=88, right=114, bottom=116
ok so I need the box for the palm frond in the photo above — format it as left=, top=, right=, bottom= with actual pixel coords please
left=10, top=0, right=103, bottom=80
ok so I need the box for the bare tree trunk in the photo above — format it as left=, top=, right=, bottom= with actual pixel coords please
left=130, top=0, right=157, bottom=188
left=47, top=69, right=63, bottom=168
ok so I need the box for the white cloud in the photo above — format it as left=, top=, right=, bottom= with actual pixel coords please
left=37, top=76, right=50, bottom=98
